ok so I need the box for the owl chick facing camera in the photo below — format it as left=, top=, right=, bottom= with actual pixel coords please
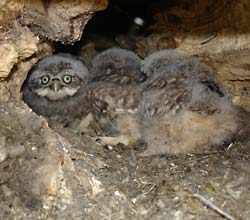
left=22, top=53, right=92, bottom=124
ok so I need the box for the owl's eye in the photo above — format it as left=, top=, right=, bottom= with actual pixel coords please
left=41, top=75, right=50, bottom=85
left=62, top=75, right=72, bottom=84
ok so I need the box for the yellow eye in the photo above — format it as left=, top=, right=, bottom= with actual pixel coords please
left=63, top=75, right=72, bottom=84
left=41, top=75, right=50, bottom=85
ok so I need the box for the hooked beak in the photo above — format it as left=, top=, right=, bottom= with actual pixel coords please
left=51, top=81, right=62, bottom=92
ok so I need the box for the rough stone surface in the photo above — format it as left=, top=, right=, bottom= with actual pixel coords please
left=0, top=25, right=39, bottom=81
left=0, top=0, right=24, bottom=25
left=20, top=0, right=108, bottom=44
left=149, top=0, right=250, bottom=55
left=0, top=44, right=18, bottom=80
left=204, top=49, right=250, bottom=112
left=0, top=103, right=250, bottom=219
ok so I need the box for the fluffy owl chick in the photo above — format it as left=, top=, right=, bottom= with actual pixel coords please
left=89, top=48, right=146, bottom=111
left=138, top=50, right=241, bottom=155
left=88, top=48, right=145, bottom=141
left=22, top=53, right=91, bottom=124
left=90, top=47, right=146, bottom=85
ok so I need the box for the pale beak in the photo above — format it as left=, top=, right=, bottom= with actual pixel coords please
left=52, top=81, right=62, bottom=92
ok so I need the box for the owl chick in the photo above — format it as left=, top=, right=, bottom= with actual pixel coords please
left=87, top=48, right=145, bottom=140
left=22, top=53, right=91, bottom=124
left=89, top=48, right=146, bottom=109
left=90, top=47, right=147, bottom=84
left=138, top=50, right=241, bottom=155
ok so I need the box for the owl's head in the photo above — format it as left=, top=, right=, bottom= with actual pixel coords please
left=23, top=54, right=89, bottom=101
left=91, top=48, right=147, bottom=84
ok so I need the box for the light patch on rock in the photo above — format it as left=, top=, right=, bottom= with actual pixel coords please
left=0, top=44, right=18, bottom=80
left=0, top=136, right=7, bottom=163
left=90, top=175, right=104, bottom=196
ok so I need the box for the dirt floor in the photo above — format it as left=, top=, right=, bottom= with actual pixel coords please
left=0, top=102, right=250, bottom=220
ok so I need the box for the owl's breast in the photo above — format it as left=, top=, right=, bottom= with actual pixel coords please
left=22, top=86, right=90, bottom=124
left=88, top=83, right=142, bottom=114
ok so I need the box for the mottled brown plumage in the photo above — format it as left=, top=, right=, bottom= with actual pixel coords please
left=22, top=49, right=242, bottom=156
left=138, top=50, right=241, bottom=155
left=88, top=48, right=144, bottom=138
